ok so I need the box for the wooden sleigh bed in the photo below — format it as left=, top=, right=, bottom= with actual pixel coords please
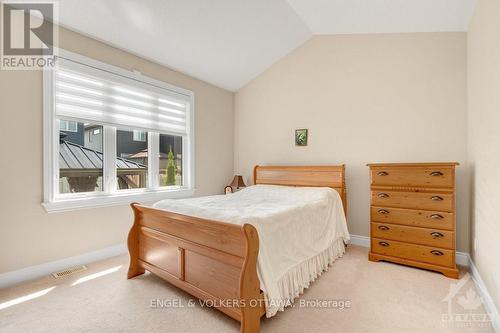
left=127, top=165, right=347, bottom=333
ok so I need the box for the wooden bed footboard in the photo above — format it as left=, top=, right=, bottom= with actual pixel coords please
left=127, top=203, right=264, bottom=333
left=128, top=165, right=347, bottom=333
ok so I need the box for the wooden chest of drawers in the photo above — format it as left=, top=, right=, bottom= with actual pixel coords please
left=367, top=162, right=459, bottom=278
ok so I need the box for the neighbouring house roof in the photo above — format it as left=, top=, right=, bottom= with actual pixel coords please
left=59, top=140, right=146, bottom=177
left=127, top=149, right=168, bottom=159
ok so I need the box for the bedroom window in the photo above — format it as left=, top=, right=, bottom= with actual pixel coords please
left=43, top=49, right=194, bottom=212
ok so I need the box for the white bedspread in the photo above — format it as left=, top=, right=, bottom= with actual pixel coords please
left=153, top=184, right=350, bottom=317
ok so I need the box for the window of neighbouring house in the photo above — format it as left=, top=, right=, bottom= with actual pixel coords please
left=43, top=50, right=194, bottom=211
left=132, top=130, right=146, bottom=142
left=59, top=119, right=78, bottom=132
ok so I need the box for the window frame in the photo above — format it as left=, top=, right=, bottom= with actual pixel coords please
left=43, top=49, right=195, bottom=212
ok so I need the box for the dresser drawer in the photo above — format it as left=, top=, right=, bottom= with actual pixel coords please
left=371, top=238, right=454, bottom=267
left=370, top=166, right=454, bottom=188
left=371, top=206, right=453, bottom=230
left=371, top=190, right=453, bottom=212
left=371, top=222, right=454, bottom=249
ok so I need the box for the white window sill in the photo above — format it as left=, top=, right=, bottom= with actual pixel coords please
left=42, top=188, right=195, bottom=213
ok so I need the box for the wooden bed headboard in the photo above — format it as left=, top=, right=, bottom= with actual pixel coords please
left=253, top=165, right=347, bottom=214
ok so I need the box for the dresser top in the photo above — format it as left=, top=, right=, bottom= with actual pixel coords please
left=367, top=162, right=459, bottom=167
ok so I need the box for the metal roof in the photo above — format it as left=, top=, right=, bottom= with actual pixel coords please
left=59, top=140, right=146, bottom=171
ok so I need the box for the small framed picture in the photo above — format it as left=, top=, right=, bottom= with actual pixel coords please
left=295, top=129, right=308, bottom=146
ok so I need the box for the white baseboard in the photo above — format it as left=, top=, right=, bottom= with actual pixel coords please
left=455, top=251, right=470, bottom=267
left=348, top=234, right=370, bottom=247
left=468, top=255, right=500, bottom=333
left=348, top=234, right=469, bottom=266
left=0, top=244, right=127, bottom=289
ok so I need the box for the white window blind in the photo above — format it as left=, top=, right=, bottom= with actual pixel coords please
left=54, top=57, right=190, bottom=136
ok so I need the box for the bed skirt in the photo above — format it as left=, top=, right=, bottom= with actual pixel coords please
left=264, top=237, right=346, bottom=317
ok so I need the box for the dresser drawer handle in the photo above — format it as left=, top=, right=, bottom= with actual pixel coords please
left=377, top=171, right=389, bottom=176
left=430, top=250, right=444, bottom=256
left=430, top=171, right=444, bottom=176
left=430, top=214, right=444, bottom=220
left=430, top=232, right=444, bottom=238
left=378, top=225, right=390, bottom=231
left=378, top=193, right=389, bottom=198
left=378, top=241, right=390, bottom=247
left=378, top=209, right=390, bottom=214
left=431, top=196, right=444, bottom=201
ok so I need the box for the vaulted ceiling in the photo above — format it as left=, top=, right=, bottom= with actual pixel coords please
left=57, top=0, right=476, bottom=91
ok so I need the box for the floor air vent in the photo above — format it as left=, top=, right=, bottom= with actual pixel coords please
left=52, top=265, right=87, bottom=278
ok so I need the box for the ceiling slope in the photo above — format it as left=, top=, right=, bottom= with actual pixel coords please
left=56, top=0, right=476, bottom=91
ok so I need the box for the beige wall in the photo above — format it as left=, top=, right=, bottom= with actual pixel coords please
left=0, top=27, right=234, bottom=273
left=0, top=19, right=481, bottom=284
left=467, top=0, right=500, bottom=312
left=235, top=33, right=469, bottom=251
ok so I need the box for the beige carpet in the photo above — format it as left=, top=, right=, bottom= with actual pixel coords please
left=0, top=245, right=494, bottom=333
